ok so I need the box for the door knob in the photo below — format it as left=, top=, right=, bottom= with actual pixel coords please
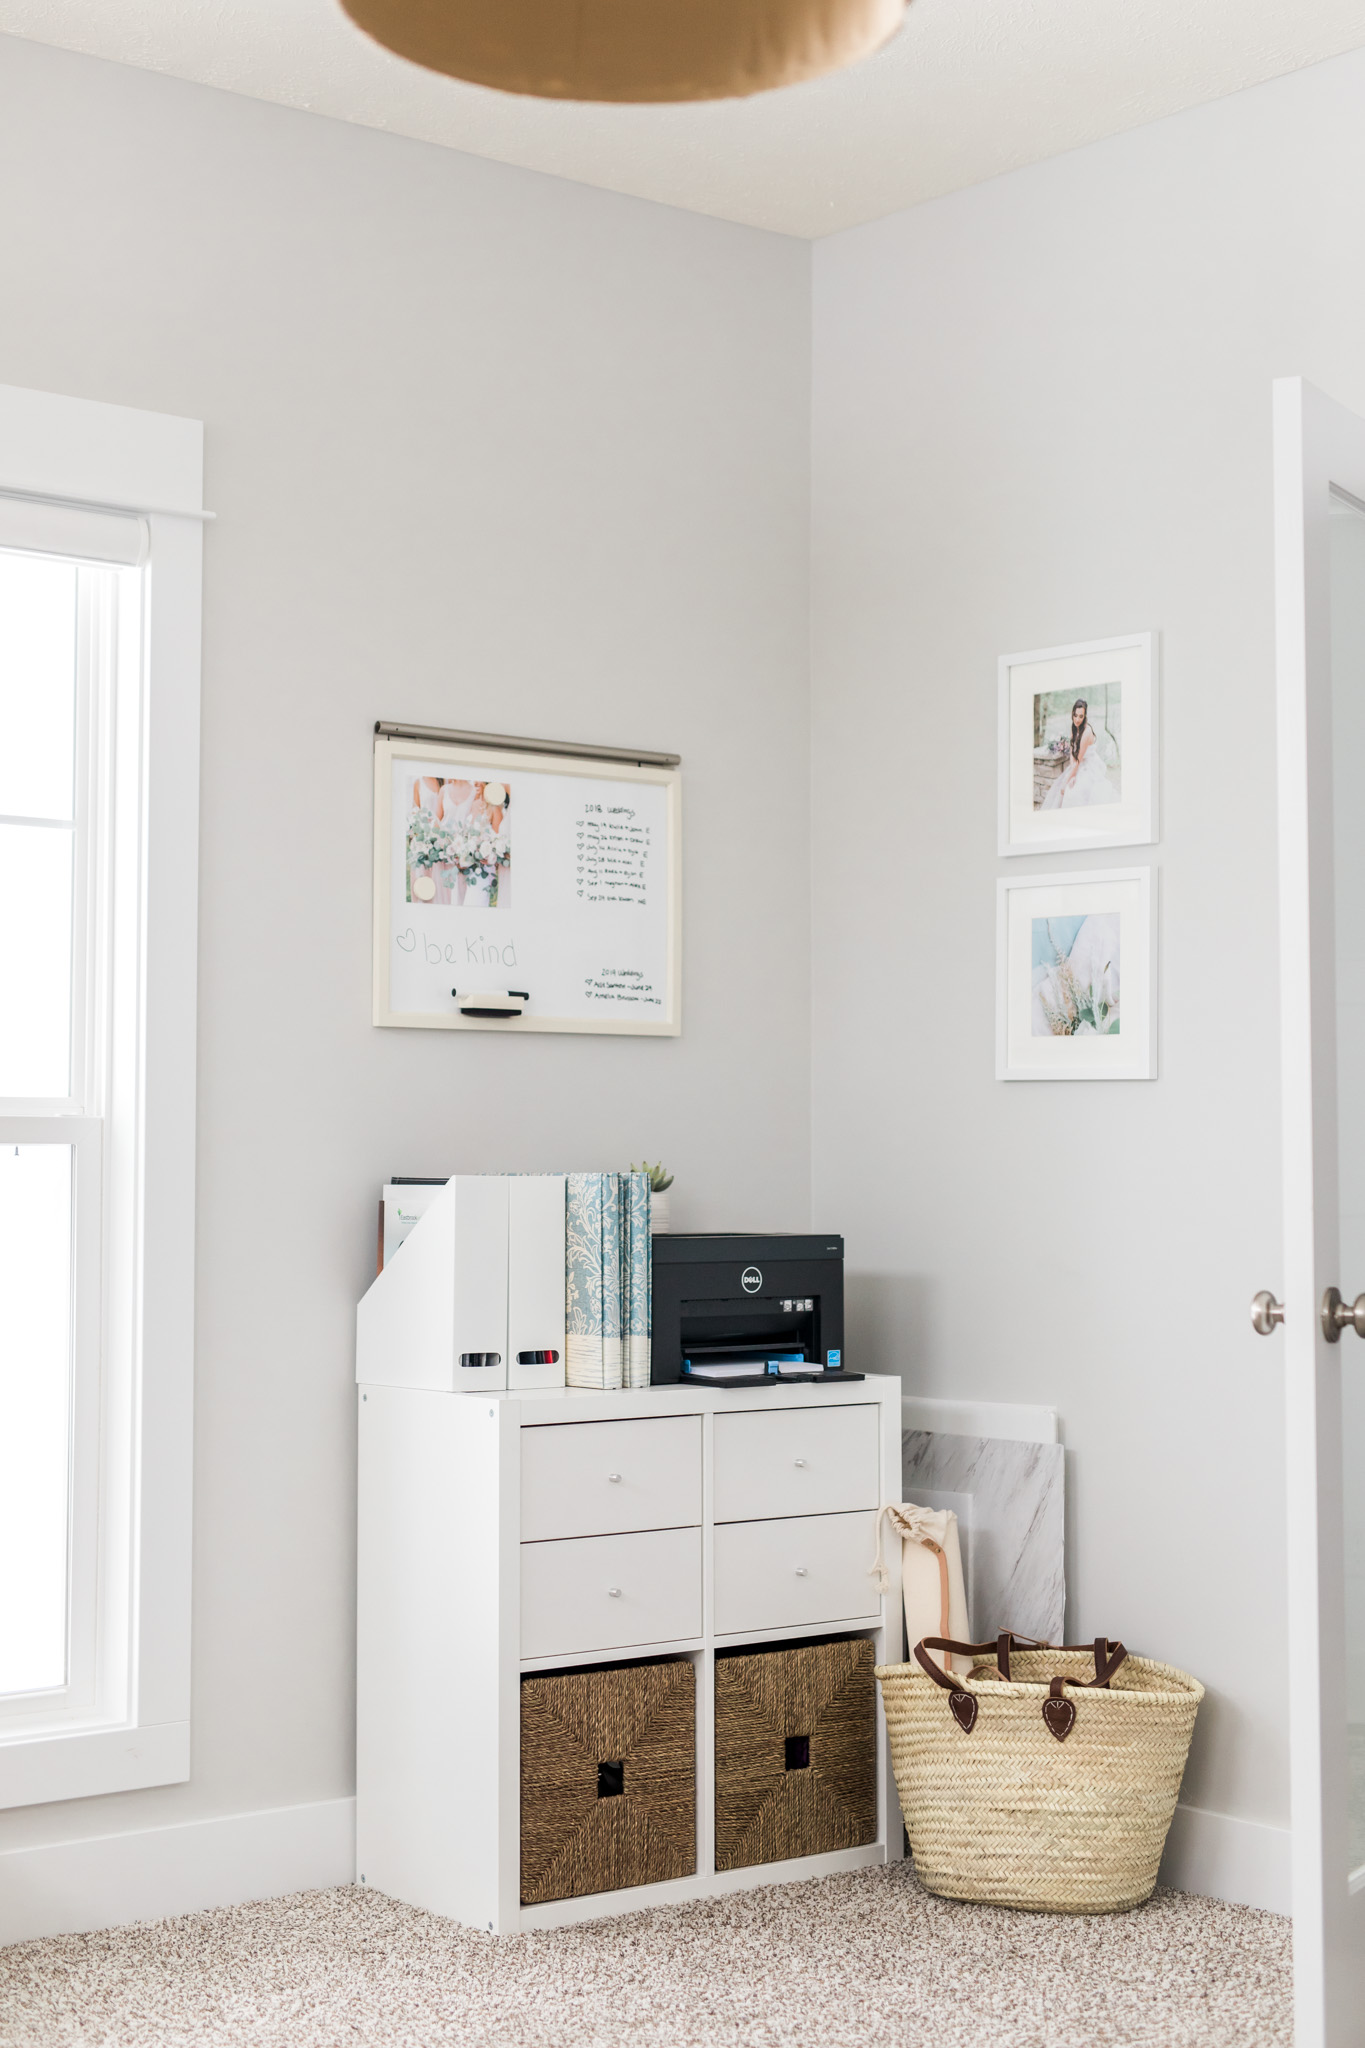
left=1321, top=1288, right=1365, bottom=1342
left=1250, top=1291, right=1284, bottom=1336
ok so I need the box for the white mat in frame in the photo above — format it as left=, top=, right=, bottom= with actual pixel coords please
left=998, top=632, right=1157, bottom=858
left=996, top=866, right=1157, bottom=1081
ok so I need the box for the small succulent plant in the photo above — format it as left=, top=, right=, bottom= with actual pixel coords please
left=630, top=1160, right=674, bottom=1194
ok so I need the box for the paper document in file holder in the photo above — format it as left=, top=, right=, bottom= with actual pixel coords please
left=378, top=1181, right=443, bottom=1270
left=355, top=1174, right=566, bottom=1393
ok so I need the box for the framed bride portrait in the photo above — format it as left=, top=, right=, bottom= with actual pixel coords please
left=997, top=632, right=1157, bottom=856
left=996, top=866, right=1156, bottom=1081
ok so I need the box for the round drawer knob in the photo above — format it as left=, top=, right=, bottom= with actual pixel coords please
left=607, top=1472, right=622, bottom=1483
left=608, top=1586, right=622, bottom=1598
left=794, top=1458, right=807, bottom=1468
left=795, top=1566, right=808, bottom=1577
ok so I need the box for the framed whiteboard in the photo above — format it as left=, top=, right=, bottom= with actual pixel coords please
left=373, top=734, right=681, bottom=1035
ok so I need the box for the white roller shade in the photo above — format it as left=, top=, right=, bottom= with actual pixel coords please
left=0, top=493, right=147, bottom=566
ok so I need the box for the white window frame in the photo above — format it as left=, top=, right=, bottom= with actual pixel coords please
left=0, top=384, right=203, bottom=1806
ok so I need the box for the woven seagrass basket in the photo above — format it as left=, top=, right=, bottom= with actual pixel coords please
left=875, top=1634, right=1203, bottom=1915
left=714, top=1637, right=876, bottom=1872
left=521, top=1657, right=695, bottom=1905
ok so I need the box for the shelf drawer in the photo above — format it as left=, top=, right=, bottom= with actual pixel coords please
left=521, top=1416, right=702, bottom=1542
left=714, top=1638, right=876, bottom=1871
left=712, top=1512, right=881, bottom=1636
left=712, top=1404, right=879, bottom=1523
left=522, top=1661, right=696, bottom=1903
left=521, top=1527, right=703, bottom=1660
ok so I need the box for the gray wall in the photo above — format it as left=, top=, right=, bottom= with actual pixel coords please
left=0, top=37, right=811, bottom=1852
left=9, top=21, right=1365, bottom=1872
left=811, top=48, right=1365, bottom=1832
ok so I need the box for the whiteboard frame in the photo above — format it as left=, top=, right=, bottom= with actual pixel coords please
left=372, top=736, right=682, bottom=1036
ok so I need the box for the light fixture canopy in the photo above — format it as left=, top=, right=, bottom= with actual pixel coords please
left=339, top=0, right=908, bottom=104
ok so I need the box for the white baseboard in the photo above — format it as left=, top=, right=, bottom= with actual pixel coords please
left=1159, top=1802, right=1290, bottom=1915
left=0, top=1795, right=355, bottom=1947
left=0, top=1792, right=1287, bottom=1947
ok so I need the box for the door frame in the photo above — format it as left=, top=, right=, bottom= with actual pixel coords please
left=1273, top=374, right=1365, bottom=2047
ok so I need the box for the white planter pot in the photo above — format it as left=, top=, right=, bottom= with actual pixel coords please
left=650, top=1190, right=671, bottom=1234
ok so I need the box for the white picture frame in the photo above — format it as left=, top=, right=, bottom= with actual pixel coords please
left=997, top=867, right=1157, bottom=1081
left=998, top=632, right=1157, bottom=856
left=373, top=736, right=681, bottom=1035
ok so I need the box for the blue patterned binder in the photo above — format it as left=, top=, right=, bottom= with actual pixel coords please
left=565, top=1172, right=605, bottom=1388
left=625, top=1172, right=652, bottom=1387
left=564, top=1169, right=649, bottom=1392
left=601, top=1173, right=623, bottom=1390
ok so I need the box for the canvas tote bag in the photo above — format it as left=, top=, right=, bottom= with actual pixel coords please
left=871, top=1503, right=969, bottom=1674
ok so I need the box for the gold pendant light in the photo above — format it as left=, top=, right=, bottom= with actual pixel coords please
left=339, top=0, right=908, bottom=103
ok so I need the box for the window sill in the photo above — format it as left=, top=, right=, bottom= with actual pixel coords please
left=0, top=1720, right=190, bottom=1810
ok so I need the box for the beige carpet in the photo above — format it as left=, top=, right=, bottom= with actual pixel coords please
left=0, top=1866, right=1290, bottom=2048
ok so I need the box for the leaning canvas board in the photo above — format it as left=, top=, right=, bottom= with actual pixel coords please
left=373, top=736, right=681, bottom=1034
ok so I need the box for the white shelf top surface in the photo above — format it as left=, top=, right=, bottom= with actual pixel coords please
left=437, top=1374, right=901, bottom=1419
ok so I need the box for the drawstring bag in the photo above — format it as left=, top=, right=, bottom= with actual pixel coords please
left=871, top=1503, right=969, bottom=1674
left=875, top=1632, right=1203, bottom=1914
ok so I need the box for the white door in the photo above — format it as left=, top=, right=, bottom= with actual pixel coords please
left=1268, top=376, right=1365, bottom=2046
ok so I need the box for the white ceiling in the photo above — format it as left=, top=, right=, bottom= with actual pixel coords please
left=3, top=0, right=1364, bottom=237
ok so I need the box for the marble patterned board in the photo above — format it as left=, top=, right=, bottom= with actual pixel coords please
left=902, top=1430, right=1065, bottom=1646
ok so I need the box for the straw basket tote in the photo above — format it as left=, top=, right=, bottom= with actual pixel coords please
left=875, top=1632, right=1204, bottom=1914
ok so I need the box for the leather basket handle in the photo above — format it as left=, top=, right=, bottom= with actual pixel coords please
left=994, top=1631, right=1049, bottom=1681
left=913, top=1637, right=1003, bottom=1691
left=993, top=1633, right=1127, bottom=1686
left=1087, top=1637, right=1128, bottom=1687
left=1036, top=1654, right=1127, bottom=1739
left=915, top=1634, right=1127, bottom=1689
left=912, top=1634, right=1129, bottom=1740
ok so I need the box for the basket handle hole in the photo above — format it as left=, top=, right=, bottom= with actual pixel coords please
left=597, top=1760, right=625, bottom=1799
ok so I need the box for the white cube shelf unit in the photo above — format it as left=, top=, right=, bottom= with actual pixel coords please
left=356, top=1375, right=904, bottom=1932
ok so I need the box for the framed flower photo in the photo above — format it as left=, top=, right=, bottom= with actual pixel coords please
left=997, top=867, right=1156, bottom=1081
left=998, top=632, right=1157, bottom=856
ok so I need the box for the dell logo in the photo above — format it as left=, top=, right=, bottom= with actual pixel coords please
left=741, top=1266, right=762, bottom=1294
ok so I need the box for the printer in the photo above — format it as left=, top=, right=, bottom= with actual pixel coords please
left=650, top=1232, right=860, bottom=1387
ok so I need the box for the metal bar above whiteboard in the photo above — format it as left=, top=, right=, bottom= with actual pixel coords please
left=375, top=721, right=680, bottom=770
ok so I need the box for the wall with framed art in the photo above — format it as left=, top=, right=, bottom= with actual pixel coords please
left=995, top=633, right=1159, bottom=1082
left=805, top=58, right=1365, bottom=1911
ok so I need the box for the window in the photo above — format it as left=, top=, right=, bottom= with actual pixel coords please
left=0, top=386, right=202, bottom=1808
left=1, top=546, right=126, bottom=1725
